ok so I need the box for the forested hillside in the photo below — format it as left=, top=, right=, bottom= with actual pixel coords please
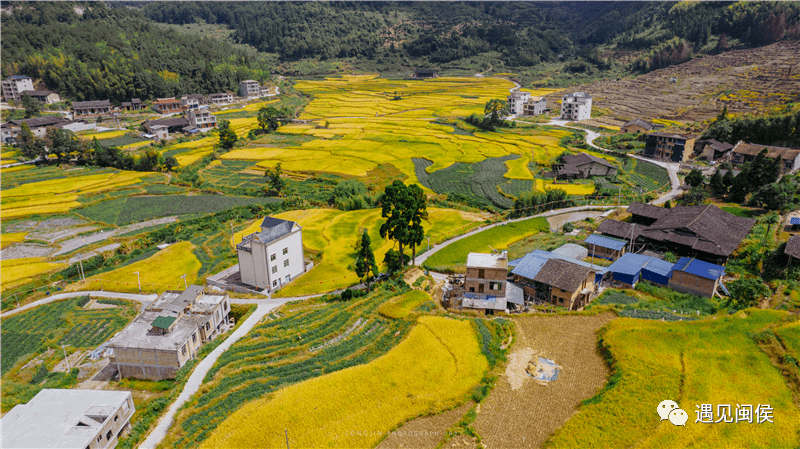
left=0, top=2, right=272, bottom=102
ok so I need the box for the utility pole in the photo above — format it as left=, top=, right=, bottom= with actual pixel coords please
left=181, top=274, right=188, bottom=290
left=630, top=223, right=635, bottom=253
left=78, top=258, right=85, bottom=282
left=133, top=271, right=141, bottom=292
left=61, top=344, right=71, bottom=372
left=617, top=186, right=621, bottom=207
left=285, top=429, right=289, bottom=449
left=426, top=236, right=431, bottom=252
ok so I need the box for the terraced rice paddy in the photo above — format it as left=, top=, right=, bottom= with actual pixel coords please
left=221, top=75, right=569, bottom=192
left=546, top=310, right=800, bottom=448
left=0, top=257, right=68, bottom=292
left=0, top=170, right=165, bottom=219
left=72, top=241, right=201, bottom=293
left=198, top=315, right=488, bottom=449
left=234, top=208, right=484, bottom=297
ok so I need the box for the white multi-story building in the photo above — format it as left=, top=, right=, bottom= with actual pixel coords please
left=560, top=92, right=592, bottom=121
left=2, top=75, right=35, bottom=102
left=188, top=109, right=218, bottom=130
left=506, top=91, right=531, bottom=115
left=208, top=92, right=234, bottom=105
left=523, top=96, right=547, bottom=116
left=236, top=216, right=307, bottom=292
left=0, top=389, right=135, bottom=449
left=180, top=94, right=206, bottom=110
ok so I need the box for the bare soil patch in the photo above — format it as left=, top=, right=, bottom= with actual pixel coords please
left=376, top=402, right=473, bottom=449
left=1, top=243, right=54, bottom=259
left=473, top=313, right=616, bottom=448
left=546, top=40, right=800, bottom=122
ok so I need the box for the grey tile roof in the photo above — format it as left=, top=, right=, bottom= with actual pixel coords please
left=256, top=216, right=297, bottom=243
left=785, top=235, right=800, bottom=259
left=627, top=201, right=669, bottom=220
left=596, top=218, right=646, bottom=240
left=533, top=258, right=592, bottom=292
left=72, top=100, right=111, bottom=108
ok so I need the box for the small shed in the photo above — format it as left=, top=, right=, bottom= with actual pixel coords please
left=606, top=253, right=653, bottom=287
left=668, top=257, right=725, bottom=298
left=784, top=235, right=800, bottom=260
left=791, top=217, right=800, bottom=231
left=552, top=243, right=588, bottom=261
left=640, top=257, right=674, bottom=286
left=585, top=234, right=627, bottom=261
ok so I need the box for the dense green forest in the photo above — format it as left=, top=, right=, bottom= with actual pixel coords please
left=0, top=2, right=272, bottom=102
left=143, top=1, right=799, bottom=70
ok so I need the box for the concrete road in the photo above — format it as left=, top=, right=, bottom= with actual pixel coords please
left=1, top=291, right=158, bottom=318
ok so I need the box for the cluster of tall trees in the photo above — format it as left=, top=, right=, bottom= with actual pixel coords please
left=16, top=125, right=176, bottom=172
left=704, top=151, right=799, bottom=211
left=1, top=2, right=271, bottom=103
left=703, top=108, right=800, bottom=149
left=510, top=189, right=572, bottom=219
left=379, top=180, right=428, bottom=269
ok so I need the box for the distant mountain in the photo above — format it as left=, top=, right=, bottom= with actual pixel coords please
left=1, top=1, right=272, bottom=102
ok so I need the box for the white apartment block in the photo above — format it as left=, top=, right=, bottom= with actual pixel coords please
left=2, top=75, right=35, bottom=102
left=208, top=92, right=234, bottom=105
left=560, top=92, right=592, bottom=121
left=1, top=389, right=134, bottom=449
left=506, top=91, right=531, bottom=115
left=188, top=109, right=218, bottom=130
left=237, top=217, right=307, bottom=292
left=523, top=96, right=547, bottom=116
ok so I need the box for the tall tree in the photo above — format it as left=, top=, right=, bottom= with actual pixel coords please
left=685, top=169, right=704, bottom=187
left=404, top=183, right=428, bottom=266
left=379, top=181, right=428, bottom=267
left=218, top=119, right=238, bottom=150
left=20, top=92, right=41, bottom=118
left=354, top=229, right=378, bottom=291
left=263, top=162, right=286, bottom=195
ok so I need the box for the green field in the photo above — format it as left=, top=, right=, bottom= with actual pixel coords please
left=162, top=285, right=417, bottom=448
left=76, top=195, right=282, bottom=225
left=546, top=309, right=800, bottom=448
left=98, top=135, right=148, bottom=149
left=415, top=155, right=520, bottom=209
left=423, top=216, right=550, bottom=271
left=1, top=296, right=138, bottom=411
left=378, top=290, right=433, bottom=319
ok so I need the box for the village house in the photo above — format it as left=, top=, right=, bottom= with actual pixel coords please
left=596, top=218, right=646, bottom=242
left=552, top=152, right=618, bottom=180
left=107, top=285, right=230, bottom=380
left=585, top=233, right=627, bottom=261
left=460, top=251, right=524, bottom=312
left=785, top=235, right=800, bottom=262
left=72, top=100, right=112, bottom=118
left=638, top=203, right=756, bottom=264
left=643, top=132, right=697, bottom=163
left=1, top=75, right=35, bottom=101
left=693, top=139, right=733, bottom=161
left=510, top=250, right=606, bottom=306
left=522, top=96, right=547, bottom=116
left=0, top=389, right=134, bottom=449
left=238, top=80, right=261, bottom=98
left=606, top=253, right=674, bottom=288
left=791, top=217, right=800, bottom=232
left=560, top=92, right=592, bottom=121
left=413, top=68, right=438, bottom=78
left=208, top=92, right=234, bottom=105
left=3, top=115, right=74, bottom=141
left=620, top=118, right=655, bottom=133
left=181, top=93, right=207, bottom=110
left=668, top=257, right=726, bottom=298
left=730, top=141, right=800, bottom=174
left=552, top=243, right=588, bottom=260
left=627, top=201, right=669, bottom=226
left=120, top=98, right=143, bottom=111
left=141, top=116, right=191, bottom=136
left=152, top=97, right=182, bottom=114
left=22, top=89, right=61, bottom=104
left=532, top=258, right=596, bottom=310
left=236, top=216, right=308, bottom=292
left=506, top=91, right=531, bottom=115
left=188, top=109, right=217, bottom=131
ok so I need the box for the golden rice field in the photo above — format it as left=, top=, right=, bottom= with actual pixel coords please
left=534, top=179, right=596, bottom=195
left=378, top=290, right=433, bottom=319
left=1, top=147, right=20, bottom=165
left=0, top=232, right=26, bottom=249
left=221, top=75, right=568, bottom=190
left=231, top=208, right=483, bottom=297
left=0, top=171, right=162, bottom=219
left=547, top=310, right=800, bottom=448
left=199, top=316, right=488, bottom=449
left=70, top=241, right=201, bottom=293
left=1, top=257, right=67, bottom=292
left=79, top=129, right=128, bottom=140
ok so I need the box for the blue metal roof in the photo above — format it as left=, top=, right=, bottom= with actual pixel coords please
left=607, top=253, right=652, bottom=276
left=585, top=234, right=627, bottom=251
left=10, top=75, right=30, bottom=79
left=791, top=217, right=800, bottom=225
left=511, top=249, right=607, bottom=280
left=670, top=257, right=725, bottom=280
left=641, top=257, right=674, bottom=277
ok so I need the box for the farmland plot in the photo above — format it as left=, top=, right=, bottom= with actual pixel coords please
left=546, top=310, right=800, bottom=448
left=199, top=316, right=488, bottom=449
left=414, top=155, right=521, bottom=209
left=473, top=313, right=616, bottom=448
